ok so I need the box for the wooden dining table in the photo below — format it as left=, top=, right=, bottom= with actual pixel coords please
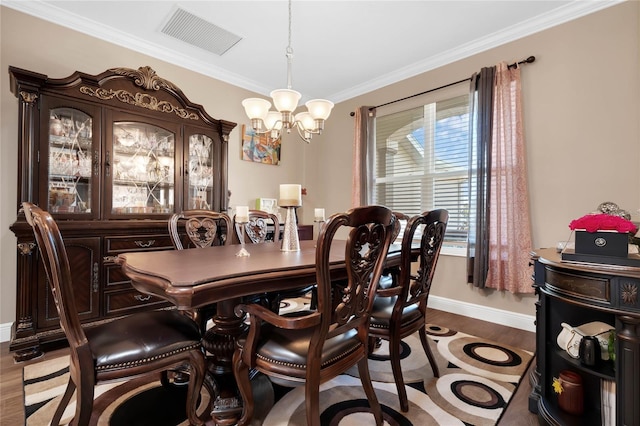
left=116, top=239, right=402, bottom=425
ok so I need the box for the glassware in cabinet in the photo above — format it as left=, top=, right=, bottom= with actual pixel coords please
left=47, top=106, right=94, bottom=215
left=111, top=121, right=176, bottom=215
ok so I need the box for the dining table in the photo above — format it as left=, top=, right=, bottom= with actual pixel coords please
left=116, top=238, right=403, bottom=425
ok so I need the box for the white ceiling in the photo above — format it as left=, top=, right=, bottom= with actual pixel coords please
left=3, top=1, right=622, bottom=103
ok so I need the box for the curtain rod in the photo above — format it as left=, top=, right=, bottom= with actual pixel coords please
left=349, top=55, right=535, bottom=116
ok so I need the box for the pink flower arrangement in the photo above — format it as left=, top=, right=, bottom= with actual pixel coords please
left=569, top=213, right=638, bottom=234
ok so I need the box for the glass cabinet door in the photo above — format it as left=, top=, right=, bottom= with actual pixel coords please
left=111, top=121, right=175, bottom=215
left=47, top=107, right=94, bottom=215
left=187, top=133, right=215, bottom=210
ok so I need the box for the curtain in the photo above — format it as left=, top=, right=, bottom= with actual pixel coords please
left=467, top=67, right=495, bottom=288
left=468, top=62, right=533, bottom=293
left=351, top=106, right=376, bottom=207
left=485, top=62, right=533, bottom=293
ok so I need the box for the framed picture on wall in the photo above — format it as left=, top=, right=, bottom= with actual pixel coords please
left=241, top=124, right=281, bottom=165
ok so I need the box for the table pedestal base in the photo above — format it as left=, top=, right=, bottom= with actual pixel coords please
left=200, top=298, right=275, bottom=424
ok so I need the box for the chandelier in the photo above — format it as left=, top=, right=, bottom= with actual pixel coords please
left=241, top=0, right=333, bottom=144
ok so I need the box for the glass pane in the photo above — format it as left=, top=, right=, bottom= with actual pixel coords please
left=187, top=134, right=214, bottom=210
left=374, top=94, right=470, bottom=244
left=112, top=122, right=175, bottom=214
left=48, top=107, right=93, bottom=214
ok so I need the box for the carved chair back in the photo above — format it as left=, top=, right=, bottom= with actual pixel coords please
left=168, top=209, right=232, bottom=250
left=234, top=209, right=280, bottom=244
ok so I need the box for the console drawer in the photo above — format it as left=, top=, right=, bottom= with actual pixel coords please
left=545, top=267, right=611, bottom=304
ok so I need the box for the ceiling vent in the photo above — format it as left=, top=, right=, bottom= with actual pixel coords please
left=161, top=7, right=242, bottom=56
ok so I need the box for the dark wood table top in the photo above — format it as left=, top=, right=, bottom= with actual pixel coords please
left=117, top=240, right=402, bottom=310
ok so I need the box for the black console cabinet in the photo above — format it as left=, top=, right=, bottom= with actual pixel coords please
left=529, top=248, right=640, bottom=425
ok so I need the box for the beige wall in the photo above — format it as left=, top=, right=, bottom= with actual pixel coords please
left=1, top=2, right=639, bottom=327
left=304, top=1, right=640, bottom=317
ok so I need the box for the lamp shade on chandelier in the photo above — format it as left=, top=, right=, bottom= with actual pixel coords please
left=241, top=0, right=333, bottom=143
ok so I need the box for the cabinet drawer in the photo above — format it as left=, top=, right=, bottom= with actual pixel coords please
left=105, top=234, right=174, bottom=254
left=104, top=288, right=170, bottom=316
left=545, top=267, right=611, bottom=304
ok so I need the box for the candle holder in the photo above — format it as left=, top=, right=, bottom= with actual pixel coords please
left=236, top=221, right=251, bottom=257
left=281, top=206, right=300, bottom=252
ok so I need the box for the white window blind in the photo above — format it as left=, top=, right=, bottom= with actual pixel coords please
left=373, top=94, right=470, bottom=251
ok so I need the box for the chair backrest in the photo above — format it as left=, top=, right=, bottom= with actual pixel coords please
left=168, top=210, right=232, bottom=250
left=22, top=202, right=88, bottom=353
left=398, top=209, right=448, bottom=309
left=314, top=205, right=395, bottom=350
left=234, top=210, right=280, bottom=244
left=391, top=211, right=410, bottom=243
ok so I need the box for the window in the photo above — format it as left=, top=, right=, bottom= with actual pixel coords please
left=372, top=94, right=470, bottom=255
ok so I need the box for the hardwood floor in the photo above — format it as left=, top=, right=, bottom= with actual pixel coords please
left=0, top=308, right=538, bottom=425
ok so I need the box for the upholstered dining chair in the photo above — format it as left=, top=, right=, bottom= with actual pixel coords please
left=233, top=209, right=316, bottom=313
left=232, top=205, right=395, bottom=426
left=22, top=202, right=206, bottom=426
left=369, top=209, right=448, bottom=412
left=168, top=209, right=232, bottom=330
left=233, top=209, right=279, bottom=244
left=168, top=209, right=232, bottom=250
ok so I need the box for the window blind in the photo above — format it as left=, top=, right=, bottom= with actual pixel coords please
left=373, top=94, right=470, bottom=247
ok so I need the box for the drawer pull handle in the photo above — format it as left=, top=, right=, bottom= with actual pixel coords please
left=134, top=294, right=152, bottom=302
left=134, top=240, right=155, bottom=248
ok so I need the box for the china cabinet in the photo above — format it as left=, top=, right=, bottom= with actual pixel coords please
left=9, top=65, right=236, bottom=360
left=529, top=248, right=640, bottom=425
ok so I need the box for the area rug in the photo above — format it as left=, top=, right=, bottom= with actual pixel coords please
left=23, top=321, right=532, bottom=426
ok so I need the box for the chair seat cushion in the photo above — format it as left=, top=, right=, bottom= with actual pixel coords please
left=369, top=295, right=422, bottom=328
left=86, top=310, right=202, bottom=372
left=250, top=318, right=360, bottom=377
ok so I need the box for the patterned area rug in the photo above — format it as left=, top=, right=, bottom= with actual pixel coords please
left=23, top=317, right=532, bottom=425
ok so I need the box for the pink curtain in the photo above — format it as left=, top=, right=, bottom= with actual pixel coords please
left=485, top=62, right=533, bottom=293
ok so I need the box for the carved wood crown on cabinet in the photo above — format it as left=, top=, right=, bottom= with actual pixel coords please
left=8, top=65, right=236, bottom=361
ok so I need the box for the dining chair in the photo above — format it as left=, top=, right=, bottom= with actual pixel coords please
left=168, top=209, right=232, bottom=330
left=233, top=209, right=316, bottom=313
left=232, top=205, right=395, bottom=426
left=22, top=202, right=206, bottom=426
left=168, top=209, right=232, bottom=250
left=369, top=209, right=448, bottom=412
left=233, top=209, right=280, bottom=244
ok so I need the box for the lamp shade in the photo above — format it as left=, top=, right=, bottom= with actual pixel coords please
left=305, top=99, right=334, bottom=120
left=270, top=89, right=301, bottom=113
left=294, top=112, right=316, bottom=132
left=263, top=111, right=283, bottom=132
left=242, top=98, right=271, bottom=120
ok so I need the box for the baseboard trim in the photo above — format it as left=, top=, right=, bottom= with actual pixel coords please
left=429, top=295, right=536, bottom=333
left=1, top=322, right=12, bottom=343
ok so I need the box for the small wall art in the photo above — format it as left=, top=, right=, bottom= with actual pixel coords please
left=241, top=124, right=281, bottom=165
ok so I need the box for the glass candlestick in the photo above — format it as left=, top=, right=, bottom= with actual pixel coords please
left=281, top=206, right=300, bottom=252
left=236, top=222, right=250, bottom=257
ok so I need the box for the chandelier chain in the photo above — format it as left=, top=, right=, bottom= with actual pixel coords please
left=286, top=0, right=294, bottom=90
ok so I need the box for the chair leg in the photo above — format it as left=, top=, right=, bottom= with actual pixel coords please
left=71, top=372, right=95, bottom=426
left=51, top=378, right=75, bottom=426
left=304, top=372, right=321, bottom=426
left=356, top=357, right=383, bottom=426
left=232, top=348, right=254, bottom=426
left=185, top=352, right=206, bottom=426
left=389, top=336, right=409, bottom=412
left=419, top=325, right=440, bottom=377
